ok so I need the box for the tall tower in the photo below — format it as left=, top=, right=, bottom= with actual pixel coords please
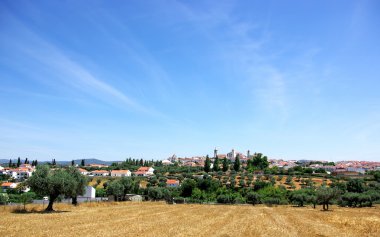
left=247, top=150, right=251, bottom=159
left=214, top=148, right=218, bottom=158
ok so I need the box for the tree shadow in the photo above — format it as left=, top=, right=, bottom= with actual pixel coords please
left=11, top=208, right=71, bottom=214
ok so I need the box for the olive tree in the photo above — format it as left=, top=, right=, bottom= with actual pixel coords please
left=67, top=167, right=87, bottom=206
left=27, top=165, right=82, bottom=211
left=316, top=186, right=340, bottom=211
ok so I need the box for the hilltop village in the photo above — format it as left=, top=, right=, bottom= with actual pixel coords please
left=1, top=148, right=380, bottom=211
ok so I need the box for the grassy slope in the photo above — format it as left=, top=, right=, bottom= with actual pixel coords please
left=1, top=202, right=380, bottom=237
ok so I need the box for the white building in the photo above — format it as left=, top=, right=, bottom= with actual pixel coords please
left=162, top=160, right=173, bottom=165
left=110, top=170, right=131, bottom=177
left=134, top=167, right=155, bottom=176
left=227, top=149, right=237, bottom=161
left=77, top=168, right=89, bottom=175
left=92, top=170, right=109, bottom=176
left=14, top=168, right=33, bottom=180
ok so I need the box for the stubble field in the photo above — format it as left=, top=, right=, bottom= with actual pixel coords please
left=1, top=202, right=379, bottom=237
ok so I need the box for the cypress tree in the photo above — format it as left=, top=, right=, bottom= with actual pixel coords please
left=222, top=158, right=229, bottom=172
left=233, top=155, right=241, bottom=172
left=204, top=155, right=211, bottom=173
left=213, top=157, right=220, bottom=172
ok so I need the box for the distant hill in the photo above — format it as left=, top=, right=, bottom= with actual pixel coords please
left=0, top=158, right=119, bottom=166
left=69, top=158, right=118, bottom=166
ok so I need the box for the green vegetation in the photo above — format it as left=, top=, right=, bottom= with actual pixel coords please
left=27, top=165, right=87, bottom=211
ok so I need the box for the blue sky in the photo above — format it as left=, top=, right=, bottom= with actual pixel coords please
left=1, top=0, right=379, bottom=161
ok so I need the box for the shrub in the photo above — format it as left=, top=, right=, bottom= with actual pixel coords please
left=0, top=193, right=9, bottom=204
left=262, top=197, right=280, bottom=206
left=246, top=192, right=260, bottom=205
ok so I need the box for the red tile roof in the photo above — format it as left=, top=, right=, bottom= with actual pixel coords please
left=1, top=182, right=16, bottom=187
left=166, top=179, right=179, bottom=184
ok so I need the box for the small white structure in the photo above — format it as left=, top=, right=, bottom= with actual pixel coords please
left=130, top=195, right=142, bottom=202
left=78, top=186, right=96, bottom=200
left=0, top=165, right=4, bottom=171
left=110, top=170, right=131, bottom=177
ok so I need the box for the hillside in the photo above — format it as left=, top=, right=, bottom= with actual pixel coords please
left=1, top=202, right=379, bottom=237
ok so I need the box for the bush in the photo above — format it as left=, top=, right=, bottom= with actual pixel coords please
left=0, top=193, right=9, bottom=204
left=289, top=191, right=308, bottom=207
left=262, top=197, right=280, bottom=206
left=246, top=192, right=260, bottom=205
left=285, top=176, right=293, bottom=184
left=253, top=181, right=271, bottom=191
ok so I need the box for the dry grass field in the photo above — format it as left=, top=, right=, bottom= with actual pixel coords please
left=1, top=202, right=379, bottom=237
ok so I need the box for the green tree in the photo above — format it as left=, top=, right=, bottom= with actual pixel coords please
left=181, top=179, right=197, bottom=197
left=17, top=157, right=21, bottom=167
left=373, top=171, right=380, bottom=182
left=222, top=158, right=229, bottom=172
left=71, top=160, right=75, bottom=166
left=316, top=187, right=340, bottom=211
left=213, top=157, right=220, bottom=172
left=19, top=192, right=35, bottom=211
left=346, top=179, right=365, bottom=193
left=27, top=165, right=80, bottom=211
left=147, top=187, right=163, bottom=201
left=251, top=153, right=269, bottom=170
left=0, top=193, right=9, bottom=204
left=289, top=189, right=308, bottom=207
left=81, top=159, right=85, bottom=167
left=67, top=167, right=87, bottom=205
left=107, top=181, right=124, bottom=201
left=119, top=177, right=135, bottom=198
left=96, top=188, right=107, bottom=197
left=8, top=159, right=12, bottom=168
left=204, top=155, right=211, bottom=173
left=233, top=155, right=241, bottom=172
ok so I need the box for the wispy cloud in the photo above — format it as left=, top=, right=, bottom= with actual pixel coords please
left=1, top=13, right=152, bottom=114
left=82, top=9, right=175, bottom=101
left=172, top=1, right=288, bottom=114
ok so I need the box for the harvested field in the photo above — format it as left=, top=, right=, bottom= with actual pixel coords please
left=1, top=202, right=379, bottom=237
